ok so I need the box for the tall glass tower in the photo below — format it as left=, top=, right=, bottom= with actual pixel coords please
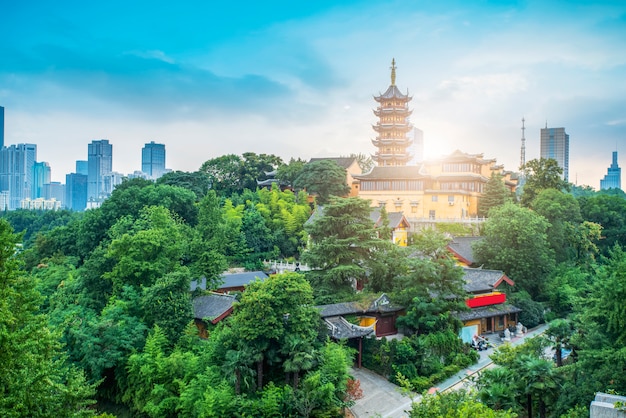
left=0, top=143, right=37, bottom=209
left=600, top=151, right=621, bottom=190
left=87, top=139, right=113, bottom=201
left=0, top=106, right=4, bottom=149
left=540, top=127, right=569, bottom=182
left=142, top=141, right=166, bottom=179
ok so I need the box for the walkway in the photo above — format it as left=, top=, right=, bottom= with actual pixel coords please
left=348, top=323, right=549, bottom=417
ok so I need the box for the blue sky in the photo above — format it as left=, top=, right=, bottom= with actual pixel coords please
left=1, top=0, right=625, bottom=187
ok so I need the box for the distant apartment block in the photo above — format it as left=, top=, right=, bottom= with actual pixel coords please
left=600, top=151, right=621, bottom=190
left=87, top=139, right=113, bottom=202
left=21, top=197, right=61, bottom=210
left=142, top=141, right=166, bottom=179
left=540, top=127, right=569, bottom=182
left=0, top=143, right=37, bottom=210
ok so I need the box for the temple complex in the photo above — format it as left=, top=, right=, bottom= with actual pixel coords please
left=356, top=60, right=517, bottom=228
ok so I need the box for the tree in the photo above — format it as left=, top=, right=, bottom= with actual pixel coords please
left=520, top=158, right=569, bottom=206
left=294, top=160, right=350, bottom=204
left=473, top=202, right=555, bottom=298
left=545, top=319, right=573, bottom=367
left=104, top=206, right=186, bottom=293
left=532, top=188, right=584, bottom=263
left=200, top=153, right=283, bottom=196
left=410, top=390, right=516, bottom=418
left=302, top=197, right=386, bottom=300
left=200, top=154, right=245, bottom=196
left=393, top=231, right=467, bottom=335
left=227, top=272, right=322, bottom=391
left=0, top=219, right=96, bottom=417
left=478, top=172, right=513, bottom=217
left=141, top=269, right=193, bottom=345
left=578, top=194, right=626, bottom=255
left=240, top=152, right=284, bottom=191
left=515, top=355, right=560, bottom=418
left=157, top=170, right=211, bottom=199
left=276, top=158, right=307, bottom=188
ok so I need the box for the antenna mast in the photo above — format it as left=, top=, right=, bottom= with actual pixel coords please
left=520, top=117, right=526, bottom=169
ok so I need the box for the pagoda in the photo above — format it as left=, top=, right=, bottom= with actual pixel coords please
left=372, top=59, right=413, bottom=166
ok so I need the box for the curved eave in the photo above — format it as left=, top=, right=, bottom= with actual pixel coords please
left=372, top=138, right=413, bottom=144
left=372, top=125, right=413, bottom=133
left=435, top=173, right=489, bottom=181
left=373, top=108, right=413, bottom=117
left=373, top=85, right=413, bottom=101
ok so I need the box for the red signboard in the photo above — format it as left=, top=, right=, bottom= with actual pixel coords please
left=465, top=292, right=506, bottom=308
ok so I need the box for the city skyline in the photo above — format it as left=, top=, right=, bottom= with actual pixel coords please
left=1, top=1, right=625, bottom=187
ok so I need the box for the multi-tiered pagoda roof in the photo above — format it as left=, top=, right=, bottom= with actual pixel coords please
left=371, top=59, right=413, bottom=166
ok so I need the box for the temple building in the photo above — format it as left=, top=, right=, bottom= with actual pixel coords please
left=371, top=59, right=413, bottom=167
left=356, top=60, right=517, bottom=227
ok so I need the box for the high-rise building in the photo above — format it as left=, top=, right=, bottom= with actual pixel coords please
left=600, top=151, right=621, bottom=190
left=76, top=160, right=88, bottom=176
left=372, top=59, right=413, bottom=166
left=540, top=126, right=569, bottom=182
left=87, top=139, right=113, bottom=201
left=142, top=141, right=166, bottom=179
left=409, top=128, right=424, bottom=165
left=32, top=161, right=51, bottom=199
left=66, top=173, right=88, bottom=211
left=0, top=143, right=37, bottom=210
left=0, top=106, right=4, bottom=149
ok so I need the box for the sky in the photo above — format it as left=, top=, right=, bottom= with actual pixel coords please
left=1, top=0, right=625, bottom=187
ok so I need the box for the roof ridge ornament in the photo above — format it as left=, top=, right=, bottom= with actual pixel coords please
left=390, top=58, right=396, bottom=86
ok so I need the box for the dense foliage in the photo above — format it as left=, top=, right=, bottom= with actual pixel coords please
left=2, top=153, right=626, bottom=417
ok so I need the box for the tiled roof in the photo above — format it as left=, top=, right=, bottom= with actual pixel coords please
left=324, top=316, right=375, bottom=339
left=309, top=157, right=356, bottom=170
left=219, top=271, right=269, bottom=289
left=354, top=165, right=426, bottom=180
left=456, top=303, right=522, bottom=321
left=370, top=209, right=409, bottom=229
left=462, top=267, right=512, bottom=293
left=447, top=236, right=483, bottom=265
left=316, top=294, right=403, bottom=318
left=375, top=85, right=410, bottom=100
left=193, top=293, right=237, bottom=323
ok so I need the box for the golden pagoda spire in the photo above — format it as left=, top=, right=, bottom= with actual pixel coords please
left=390, top=58, right=396, bottom=86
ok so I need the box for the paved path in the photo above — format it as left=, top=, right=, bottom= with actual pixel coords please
left=349, top=324, right=549, bottom=417
left=349, top=367, right=418, bottom=418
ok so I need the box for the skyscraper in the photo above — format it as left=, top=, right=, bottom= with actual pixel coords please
left=0, top=143, right=37, bottom=209
left=600, top=151, right=621, bottom=190
left=76, top=160, right=88, bottom=176
left=87, top=139, right=113, bottom=201
left=0, top=106, right=4, bottom=149
left=540, top=126, right=569, bottom=182
left=32, top=161, right=51, bottom=199
left=141, top=141, right=166, bottom=179
left=66, top=172, right=88, bottom=211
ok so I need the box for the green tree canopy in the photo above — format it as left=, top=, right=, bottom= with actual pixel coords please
left=473, top=202, right=555, bottom=298
left=578, top=193, right=626, bottom=254
left=478, top=172, right=514, bottom=217
left=294, top=160, right=350, bottom=204
left=0, top=219, right=96, bottom=417
left=157, top=170, right=211, bottom=199
left=520, top=158, right=570, bottom=206
left=302, top=197, right=386, bottom=301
